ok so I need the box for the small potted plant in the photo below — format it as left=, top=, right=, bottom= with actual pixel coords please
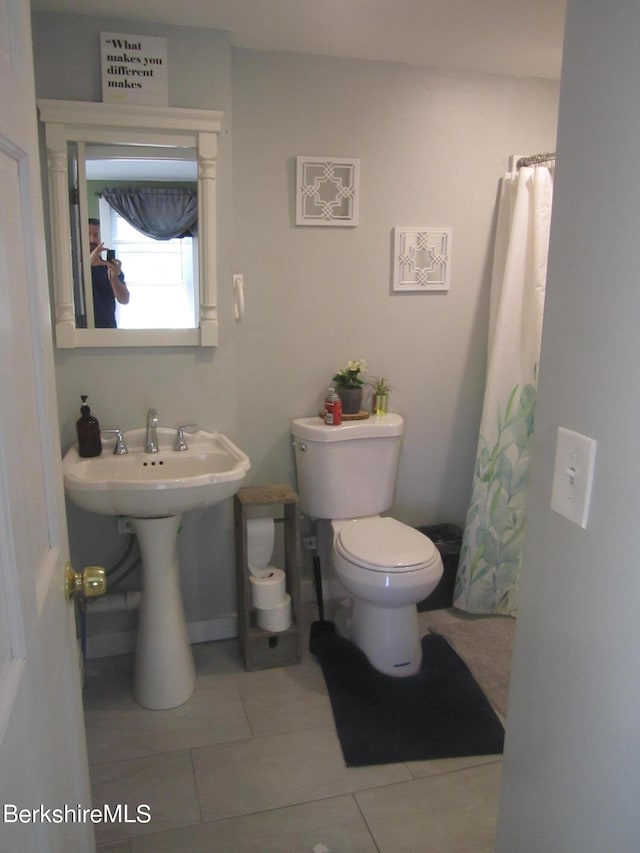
left=332, top=359, right=367, bottom=414
left=368, top=376, right=394, bottom=415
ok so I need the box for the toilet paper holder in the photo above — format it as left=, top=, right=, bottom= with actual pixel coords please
left=234, top=484, right=303, bottom=671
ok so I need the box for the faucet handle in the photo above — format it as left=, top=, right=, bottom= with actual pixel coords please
left=174, top=424, right=197, bottom=452
left=102, top=429, right=128, bottom=455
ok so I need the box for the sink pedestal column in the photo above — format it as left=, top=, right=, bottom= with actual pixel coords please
left=131, top=515, right=195, bottom=709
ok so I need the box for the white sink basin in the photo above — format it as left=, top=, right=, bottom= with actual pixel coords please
left=63, top=426, right=250, bottom=710
left=62, top=427, right=251, bottom=518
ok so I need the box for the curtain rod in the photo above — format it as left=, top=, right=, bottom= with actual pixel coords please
left=517, top=152, right=556, bottom=169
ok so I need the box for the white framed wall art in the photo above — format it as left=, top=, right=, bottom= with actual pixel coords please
left=392, top=226, right=452, bottom=292
left=296, top=156, right=360, bottom=226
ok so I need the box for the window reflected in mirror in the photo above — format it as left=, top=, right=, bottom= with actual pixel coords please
left=107, top=213, right=197, bottom=329
left=72, top=142, right=199, bottom=330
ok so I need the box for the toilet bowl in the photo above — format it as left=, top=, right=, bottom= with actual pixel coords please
left=332, top=516, right=443, bottom=676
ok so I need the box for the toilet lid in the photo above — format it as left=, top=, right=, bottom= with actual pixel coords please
left=336, top=517, right=440, bottom=572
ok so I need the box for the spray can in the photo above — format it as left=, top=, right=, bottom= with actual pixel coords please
left=324, top=387, right=342, bottom=425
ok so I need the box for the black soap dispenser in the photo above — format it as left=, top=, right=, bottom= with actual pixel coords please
left=76, top=395, right=102, bottom=457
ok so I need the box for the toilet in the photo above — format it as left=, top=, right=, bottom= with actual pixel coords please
left=291, top=413, right=443, bottom=676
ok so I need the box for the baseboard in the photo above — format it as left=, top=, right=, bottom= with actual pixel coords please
left=85, top=614, right=238, bottom=659
left=86, top=578, right=344, bottom=659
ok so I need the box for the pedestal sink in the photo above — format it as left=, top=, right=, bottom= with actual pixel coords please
left=62, top=427, right=250, bottom=710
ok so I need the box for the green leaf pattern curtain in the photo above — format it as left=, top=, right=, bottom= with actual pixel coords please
left=454, top=165, right=554, bottom=615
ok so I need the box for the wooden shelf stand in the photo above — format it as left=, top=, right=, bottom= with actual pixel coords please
left=234, top=484, right=303, bottom=671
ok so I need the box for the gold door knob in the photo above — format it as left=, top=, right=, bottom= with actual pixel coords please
left=65, top=562, right=107, bottom=600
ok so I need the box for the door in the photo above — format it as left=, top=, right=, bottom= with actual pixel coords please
left=0, top=1, right=95, bottom=850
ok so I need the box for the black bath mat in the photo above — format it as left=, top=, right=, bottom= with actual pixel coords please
left=310, top=631, right=504, bottom=767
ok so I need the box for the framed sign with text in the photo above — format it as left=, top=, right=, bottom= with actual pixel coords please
left=101, top=32, right=168, bottom=105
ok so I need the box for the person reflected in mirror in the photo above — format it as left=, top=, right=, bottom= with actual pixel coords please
left=88, top=218, right=130, bottom=328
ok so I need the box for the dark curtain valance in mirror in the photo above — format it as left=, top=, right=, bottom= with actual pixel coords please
left=100, top=187, right=198, bottom=240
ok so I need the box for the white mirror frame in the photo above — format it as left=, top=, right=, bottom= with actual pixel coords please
left=37, top=99, right=223, bottom=348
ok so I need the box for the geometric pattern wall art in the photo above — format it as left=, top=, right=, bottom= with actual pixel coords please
left=296, top=156, right=360, bottom=226
left=392, top=226, right=452, bottom=292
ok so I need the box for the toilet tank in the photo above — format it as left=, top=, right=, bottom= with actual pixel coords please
left=291, top=413, right=403, bottom=519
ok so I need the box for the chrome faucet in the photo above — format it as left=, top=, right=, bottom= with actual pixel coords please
left=174, top=424, right=197, bottom=451
left=102, top=428, right=128, bottom=455
left=145, top=408, right=159, bottom=453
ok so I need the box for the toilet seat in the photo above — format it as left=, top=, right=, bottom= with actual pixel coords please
left=335, top=516, right=440, bottom=572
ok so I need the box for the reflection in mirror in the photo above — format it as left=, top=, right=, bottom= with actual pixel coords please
left=86, top=215, right=130, bottom=329
left=74, top=143, right=199, bottom=330
left=37, top=100, right=223, bottom=348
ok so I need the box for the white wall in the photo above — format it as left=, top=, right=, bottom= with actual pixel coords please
left=32, top=11, right=559, bottom=649
left=496, top=2, right=640, bottom=850
left=231, top=50, right=559, bottom=530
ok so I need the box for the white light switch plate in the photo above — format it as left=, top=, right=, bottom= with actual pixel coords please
left=550, top=427, right=597, bottom=529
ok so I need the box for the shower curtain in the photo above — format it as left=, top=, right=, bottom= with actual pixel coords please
left=454, top=164, right=554, bottom=615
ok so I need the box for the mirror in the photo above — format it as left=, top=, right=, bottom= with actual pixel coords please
left=37, top=99, right=223, bottom=348
left=79, top=142, right=199, bottom=331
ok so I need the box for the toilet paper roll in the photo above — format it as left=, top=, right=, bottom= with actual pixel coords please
left=256, top=593, right=292, bottom=632
left=249, top=567, right=286, bottom=609
left=246, top=518, right=275, bottom=578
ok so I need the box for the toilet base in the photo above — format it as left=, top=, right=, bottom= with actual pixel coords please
left=350, top=599, right=422, bottom=677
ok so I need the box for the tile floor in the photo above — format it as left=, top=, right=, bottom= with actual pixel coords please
left=83, top=607, right=510, bottom=852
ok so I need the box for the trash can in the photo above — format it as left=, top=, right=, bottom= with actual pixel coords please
left=416, top=523, right=463, bottom=612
